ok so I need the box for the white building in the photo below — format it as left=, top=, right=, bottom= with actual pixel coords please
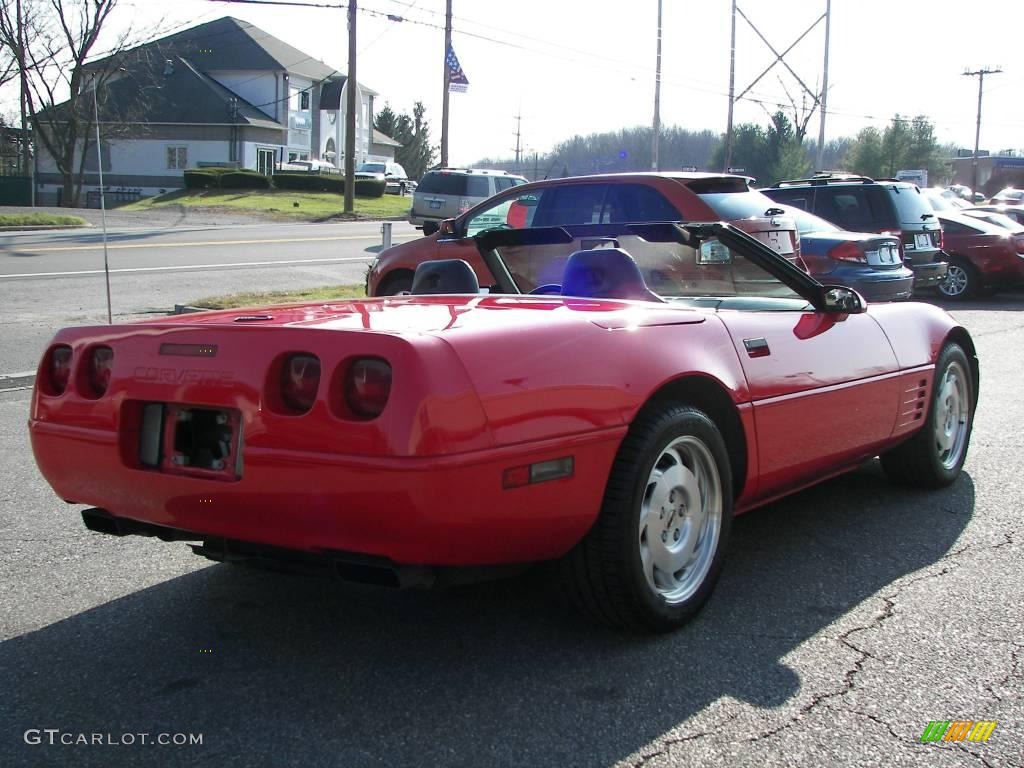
left=36, top=17, right=394, bottom=204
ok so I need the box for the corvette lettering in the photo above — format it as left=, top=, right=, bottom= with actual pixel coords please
left=133, top=367, right=235, bottom=386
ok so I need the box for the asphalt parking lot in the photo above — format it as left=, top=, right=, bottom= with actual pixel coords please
left=0, top=293, right=1021, bottom=768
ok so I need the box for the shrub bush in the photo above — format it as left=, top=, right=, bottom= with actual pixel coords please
left=271, top=173, right=386, bottom=198
left=220, top=171, right=272, bottom=189
left=354, top=178, right=387, bottom=198
left=273, top=172, right=345, bottom=193
left=183, top=170, right=220, bottom=189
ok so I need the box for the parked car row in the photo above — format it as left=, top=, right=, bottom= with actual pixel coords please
left=375, top=169, right=1024, bottom=303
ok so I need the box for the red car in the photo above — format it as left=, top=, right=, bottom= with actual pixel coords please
left=936, top=210, right=1024, bottom=299
left=30, top=221, right=978, bottom=632
left=368, top=172, right=800, bottom=295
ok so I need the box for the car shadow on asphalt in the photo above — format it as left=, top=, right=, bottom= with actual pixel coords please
left=922, top=287, right=1024, bottom=311
left=0, top=462, right=974, bottom=768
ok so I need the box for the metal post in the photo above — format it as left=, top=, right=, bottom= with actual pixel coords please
left=380, top=221, right=392, bottom=250
left=651, top=0, right=662, bottom=170
left=344, top=0, right=357, bottom=214
left=92, top=81, right=113, bottom=325
left=815, top=0, right=831, bottom=170
left=723, top=0, right=737, bottom=172
left=440, top=0, right=453, bottom=168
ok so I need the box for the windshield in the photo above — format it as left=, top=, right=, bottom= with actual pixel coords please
left=785, top=207, right=840, bottom=234
left=488, top=225, right=804, bottom=302
left=358, top=163, right=386, bottom=173
left=962, top=210, right=1022, bottom=231
left=697, top=189, right=786, bottom=220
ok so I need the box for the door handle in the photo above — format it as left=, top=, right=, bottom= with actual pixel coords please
left=743, top=337, right=770, bottom=358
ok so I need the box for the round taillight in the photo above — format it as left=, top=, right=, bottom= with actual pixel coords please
left=345, top=358, right=392, bottom=419
left=48, top=345, right=73, bottom=395
left=281, top=354, right=320, bottom=413
left=87, top=346, right=114, bottom=397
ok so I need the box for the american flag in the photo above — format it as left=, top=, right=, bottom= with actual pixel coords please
left=446, top=45, right=469, bottom=93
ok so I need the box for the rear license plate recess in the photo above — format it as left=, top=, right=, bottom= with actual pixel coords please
left=139, top=404, right=242, bottom=480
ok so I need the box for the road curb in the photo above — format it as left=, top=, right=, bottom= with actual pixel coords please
left=0, top=224, right=93, bottom=232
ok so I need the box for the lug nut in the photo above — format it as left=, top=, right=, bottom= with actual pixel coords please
left=661, top=531, right=668, bottom=543
left=674, top=529, right=681, bottom=541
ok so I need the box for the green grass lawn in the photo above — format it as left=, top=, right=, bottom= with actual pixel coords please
left=123, top=189, right=410, bottom=221
left=0, top=212, right=88, bottom=227
left=192, top=284, right=367, bottom=310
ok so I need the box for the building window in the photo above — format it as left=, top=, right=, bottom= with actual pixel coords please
left=299, top=91, right=310, bottom=110
left=166, top=146, right=188, bottom=170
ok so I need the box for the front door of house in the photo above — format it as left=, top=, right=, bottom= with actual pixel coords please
left=257, top=148, right=274, bottom=176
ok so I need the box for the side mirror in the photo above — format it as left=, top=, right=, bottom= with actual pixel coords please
left=438, top=219, right=456, bottom=236
left=821, top=285, right=866, bottom=314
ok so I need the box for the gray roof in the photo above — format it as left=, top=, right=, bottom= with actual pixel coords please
left=86, top=17, right=337, bottom=82
left=48, top=56, right=284, bottom=130
left=372, top=129, right=401, bottom=148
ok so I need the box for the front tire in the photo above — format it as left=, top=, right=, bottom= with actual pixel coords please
left=881, top=343, right=975, bottom=488
left=937, top=257, right=978, bottom=300
left=560, top=404, right=733, bottom=632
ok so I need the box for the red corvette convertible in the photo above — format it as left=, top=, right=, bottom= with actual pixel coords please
left=29, top=222, right=978, bottom=631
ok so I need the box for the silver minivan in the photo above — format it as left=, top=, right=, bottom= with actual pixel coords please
left=409, top=168, right=527, bottom=234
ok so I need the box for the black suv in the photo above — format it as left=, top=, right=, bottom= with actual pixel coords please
left=762, top=174, right=947, bottom=291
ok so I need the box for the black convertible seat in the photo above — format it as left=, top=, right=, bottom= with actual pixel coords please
left=560, top=248, right=664, bottom=302
left=410, top=259, right=481, bottom=294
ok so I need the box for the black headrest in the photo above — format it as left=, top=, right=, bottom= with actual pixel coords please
left=410, top=259, right=480, bottom=295
left=560, top=248, right=663, bottom=302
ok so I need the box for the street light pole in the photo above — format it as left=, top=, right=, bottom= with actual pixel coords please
left=91, top=77, right=113, bottom=325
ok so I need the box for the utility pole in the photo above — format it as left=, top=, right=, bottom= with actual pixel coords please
left=964, top=66, right=1001, bottom=196
left=513, top=113, right=522, bottom=172
left=723, top=0, right=737, bottom=172
left=815, top=0, right=831, bottom=170
left=651, top=0, right=662, bottom=170
left=344, top=0, right=357, bottom=213
left=440, top=0, right=452, bottom=167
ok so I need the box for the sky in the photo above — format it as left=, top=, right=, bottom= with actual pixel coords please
left=6, top=0, right=1024, bottom=167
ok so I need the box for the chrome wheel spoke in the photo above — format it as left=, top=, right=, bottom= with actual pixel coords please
left=636, top=434, right=722, bottom=605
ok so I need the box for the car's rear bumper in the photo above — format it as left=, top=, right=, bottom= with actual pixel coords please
left=851, top=270, right=915, bottom=302
left=30, top=420, right=623, bottom=567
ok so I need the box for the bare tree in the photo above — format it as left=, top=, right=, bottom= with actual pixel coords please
left=0, top=0, right=139, bottom=206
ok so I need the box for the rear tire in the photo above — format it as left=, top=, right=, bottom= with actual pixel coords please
left=376, top=272, right=413, bottom=296
left=937, top=257, right=978, bottom=300
left=560, top=404, right=733, bottom=632
left=880, top=343, right=975, bottom=488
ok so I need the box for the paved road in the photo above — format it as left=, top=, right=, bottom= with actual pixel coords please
left=0, top=220, right=420, bottom=375
left=0, top=296, right=1021, bottom=767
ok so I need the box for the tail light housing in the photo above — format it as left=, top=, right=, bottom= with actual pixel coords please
left=827, top=242, right=867, bottom=263
left=45, top=345, right=73, bottom=395
left=344, top=358, right=392, bottom=419
left=84, top=346, right=114, bottom=398
left=280, top=354, right=321, bottom=413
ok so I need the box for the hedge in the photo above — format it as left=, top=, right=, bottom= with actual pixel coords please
left=220, top=171, right=272, bottom=189
left=182, top=169, right=386, bottom=197
left=183, top=169, right=269, bottom=190
left=273, top=173, right=386, bottom=197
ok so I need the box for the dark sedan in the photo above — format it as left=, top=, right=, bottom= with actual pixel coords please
left=787, top=208, right=914, bottom=301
